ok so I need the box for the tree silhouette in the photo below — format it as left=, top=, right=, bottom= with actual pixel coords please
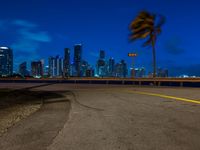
left=129, top=11, right=165, bottom=77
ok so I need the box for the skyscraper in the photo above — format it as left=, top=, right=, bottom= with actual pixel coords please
left=108, top=57, right=115, bottom=77
left=63, top=48, right=70, bottom=77
left=48, top=56, right=63, bottom=77
left=81, top=60, right=89, bottom=77
left=74, top=44, right=82, bottom=77
left=96, top=50, right=107, bottom=77
left=131, top=67, right=146, bottom=78
left=19, top=62, right=29, bottom=76
left=31, top=61, right=43, bottom=77
left=0, top=47, right=13, bottom=77
left=86, top=68, right=95, bottom=77
left=115, top=60, right=127, bottom=78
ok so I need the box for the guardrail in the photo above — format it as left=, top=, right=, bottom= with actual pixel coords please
left=0, top=78, right=200, bottom=88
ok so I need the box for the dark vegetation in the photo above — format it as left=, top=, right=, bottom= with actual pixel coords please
left=0, top=89, right=65, bottom=110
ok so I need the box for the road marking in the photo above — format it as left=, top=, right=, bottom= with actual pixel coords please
left=127, top=90, right=200, bottom=105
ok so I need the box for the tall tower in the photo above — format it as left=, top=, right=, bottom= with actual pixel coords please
left=48, top=56, right=63, bottom=77
left=108, top=57, right=115, bottom=77
left=96, top=50, right=106, bottom=77
left=0, top=47, right=13, bottom=77
left=19, top=62, right=27, bottom=76
left=63, top=48, right=70, bottom=77
left=31, top=61, right=43, bottom=77
left=121, top=60, right=128, bottom=78
left=74, top=44, right=82, bottom=77
left=114, top=60, right=127, bottom=78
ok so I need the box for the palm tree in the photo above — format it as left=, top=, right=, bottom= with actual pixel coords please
left=129, top=11, right=165, bottom=77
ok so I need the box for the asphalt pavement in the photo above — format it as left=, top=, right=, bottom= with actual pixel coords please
left=0, top=84, right=200, bottom=150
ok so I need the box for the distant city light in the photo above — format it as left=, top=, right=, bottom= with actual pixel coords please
left=0, top=47, right=9, bottom=50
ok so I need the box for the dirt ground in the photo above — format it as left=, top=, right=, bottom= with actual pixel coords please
left=0, top=89, right=64, bottom=136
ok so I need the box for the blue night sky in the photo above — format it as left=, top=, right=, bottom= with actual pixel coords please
left=0, top=0, right=200, bottom=76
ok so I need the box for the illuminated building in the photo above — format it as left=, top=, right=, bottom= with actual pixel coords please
left=96, top=50, right=107, bottom=77
left=74, top=44, right=82, bottom=77
left=115, top=60, right=127, bottom=78
left=48, top=56, right=63, bottom=77
left=19, top=62, right=29, bottom=76
left=0, top=47, right=13, bottom=77
left=63, top=48, right=70, bottom=77
left=81, top=60, right=89, bottom=77
left=86, top=68, right=94, bottom=77
left=31, top=61, right=43, bottom=77
left=131, top=67, right=146, bottom=78
left=108, top=57, right=115, bottom=77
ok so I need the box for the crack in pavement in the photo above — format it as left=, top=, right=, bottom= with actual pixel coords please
left=65, top=90, right=104, bottom=111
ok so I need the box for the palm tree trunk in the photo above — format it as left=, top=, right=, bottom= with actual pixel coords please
left=152, top=38, right=156, bottom=78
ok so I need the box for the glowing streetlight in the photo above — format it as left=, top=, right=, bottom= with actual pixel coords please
left=128, top=53, right=137, bottom=78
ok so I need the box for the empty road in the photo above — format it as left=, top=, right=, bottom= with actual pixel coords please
left=0, top=83, right=200, bottom=150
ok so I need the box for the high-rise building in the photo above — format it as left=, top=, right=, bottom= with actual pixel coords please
left=31, top=61, right=43, bottom=77
left=74, top=44, right=82, bottom=77
left=120, top=60, right=127, bottom=78
left=138, top=67, right=145, bottom=77
left=70, top=62, right=76, bottom=76
left=115, top=60, right=127, bottom=78
left=63, top=48, right=70, bottom=77
left=131, top=67, right=146, bottom=78
left=130, top=68, right=136, bottom=78
left=0, top=47, right=13, bottom=77
left=48, top=56, right=63, bottom=77
left=44, top=65, right=49, bottom=76
left=19, top=62, right=29, bottom=76
left=108, top=57, right=115, bottom=77
left=96, top=50, right=107, bottom=77
left=81, top=60, right=89, bottom=77
left=86, top=68, right=94, bottom=77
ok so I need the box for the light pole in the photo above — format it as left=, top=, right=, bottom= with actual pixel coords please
left=128, top=53, right=137, bottom=78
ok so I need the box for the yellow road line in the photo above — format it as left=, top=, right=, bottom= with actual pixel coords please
left=127, top=90, right=200, bottom=105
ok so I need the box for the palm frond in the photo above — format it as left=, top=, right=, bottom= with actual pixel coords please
left=142, top=35, right=154, bottom=47
left=155, top=28, right=162, bottom=35
left=155, top=15, right=165, bottom=28
left=138, top=11, right=152, bottom=19
left=129, top=10, right=165, bottom=46
left=132, top=23, right=154, bottom=33
left=130, top=30, right=151, bottom=40
left=130, top=12, right=154, bottom=29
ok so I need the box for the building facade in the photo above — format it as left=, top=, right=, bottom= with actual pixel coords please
left=86, top=68, right=95, bottom=77
left=48, top=56, right=63, bottom=77
left=96, top=50, right=107, bottom=77
left=131, top=67, right=146, bottom=78
left=31, top=61, right=43, bottom=77
left=115, top=60, right=127, bottom=78
left=19, top=61, right=29, bottom=76
left=0, top=47, right=13, bottom=77
left=108, top=57, right=115, bottom=77
left=63, top=48, right=70, bottom=77
left=74, top=44, right=82, bottom=77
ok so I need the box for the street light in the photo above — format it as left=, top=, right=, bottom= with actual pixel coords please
left=128, top=53, right=137, bottom=78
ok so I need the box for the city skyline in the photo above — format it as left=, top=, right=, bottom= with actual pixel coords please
left=0, top=45, right=169, bottom=78
left=17, top=44, right=131, bottom=78
left=0, top=0, right=200, bottom=76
